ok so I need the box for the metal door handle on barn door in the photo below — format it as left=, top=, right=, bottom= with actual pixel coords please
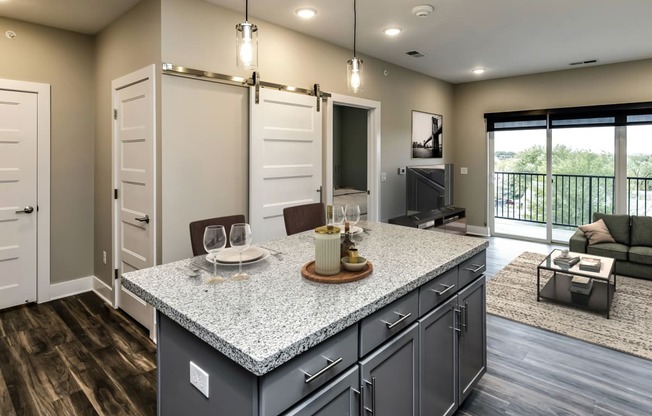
left=15, top=206, right=34, bottom=214
left=135, top=215, right=150, bottom=224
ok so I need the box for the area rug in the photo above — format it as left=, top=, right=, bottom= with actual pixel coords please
left=487, top=251, right=652, bottom=360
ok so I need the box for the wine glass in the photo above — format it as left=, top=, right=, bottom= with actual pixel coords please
left=345, top=204, right=361, bottom=228
left=203, top=225, right=227, bottom=282
left=229, top=223, right=252, bottom=281
left=333, top=205, right=346, bottom=226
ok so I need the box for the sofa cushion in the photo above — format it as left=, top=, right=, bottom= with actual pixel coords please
left=579, top=219, right=616, bottom=245
left=592, top=213, right=631, bottom=245
left=587, top=243, right=629, bottom=261
left=629, top=246, right=652, bottom=266
left=631, top=216, right=652, bottom=247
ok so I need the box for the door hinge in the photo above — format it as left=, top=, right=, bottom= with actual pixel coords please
left=114, top=189, right=118, bottom=199
left=114, top=269, right=119, bottom=280
left=113, top=109, right=118, bottom=120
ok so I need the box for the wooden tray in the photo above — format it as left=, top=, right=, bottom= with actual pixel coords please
left=301, top=260, right=373, bottom=284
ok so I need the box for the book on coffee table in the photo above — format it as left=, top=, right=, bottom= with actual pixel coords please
left=579, top=257, right=601, bottom=272
left=554, top=255, right=579, bottom=267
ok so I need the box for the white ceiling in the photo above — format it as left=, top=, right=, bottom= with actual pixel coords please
left=3, top=0, right=652, bottom=84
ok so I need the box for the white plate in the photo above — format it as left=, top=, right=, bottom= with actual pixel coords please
left=340, top=225, right=363, bottom=235
left=207, top=247, right=270, bottom=265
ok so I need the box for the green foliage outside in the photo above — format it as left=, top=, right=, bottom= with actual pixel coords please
left=495, top=145, right=652, bottom=224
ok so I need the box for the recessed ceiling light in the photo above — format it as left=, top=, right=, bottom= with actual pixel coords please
left=383, top=27, right=403, bottom=37
left=295, top=8, right=317, bottom=19
left=472, top=68, right=486, bottom=75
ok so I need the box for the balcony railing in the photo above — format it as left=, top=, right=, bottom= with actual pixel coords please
left=494, top=172, right=651, bottom=227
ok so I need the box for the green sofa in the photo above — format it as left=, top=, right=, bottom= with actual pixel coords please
left=569, top=212, right=652, bottom=279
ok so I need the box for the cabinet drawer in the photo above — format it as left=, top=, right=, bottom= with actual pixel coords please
left=459, top=250, right=486, bottom=288
left=260, top=324, right=359, bottom=416
left=282, top=366, right=359, bottom=416
left=419, top=267, right=459, bottom=316
left=359, top=290, right=418, bottom=357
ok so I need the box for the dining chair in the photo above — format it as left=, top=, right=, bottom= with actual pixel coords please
left=283, top=202, right=326, bottom=235
left=189, top=214, right=246, bottom=256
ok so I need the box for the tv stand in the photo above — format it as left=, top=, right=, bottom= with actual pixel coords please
left=389, top=207, right=466, bottom=234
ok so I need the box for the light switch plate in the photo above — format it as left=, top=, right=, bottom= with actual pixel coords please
left=190, top=361, right=209, bottom=398
left=461, top=167, right=468, bottom=175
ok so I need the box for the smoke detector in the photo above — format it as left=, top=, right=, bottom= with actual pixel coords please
left=412, top=5, right=434, bottom=17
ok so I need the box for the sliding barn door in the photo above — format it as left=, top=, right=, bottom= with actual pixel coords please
left=249, top=88, right=322, bottom=242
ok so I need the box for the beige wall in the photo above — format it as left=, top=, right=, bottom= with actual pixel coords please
left=0, top=17, right=95, bottom=284
left=453, top=59, right=652, bottom=229
left=162, top=0, right=454, bottom=223
left=94, top=0, right=161, bottom=285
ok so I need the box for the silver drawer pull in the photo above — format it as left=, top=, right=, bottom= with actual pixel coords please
left=304, top=357, right=343, bottom=383
left=431, top=283, right=455, bottom=296
left=382, top=312, right=412, bottom=330
left=464, top=263, right=484, bottom=273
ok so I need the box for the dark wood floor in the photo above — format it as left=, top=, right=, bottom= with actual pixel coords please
left=0, top=291, right=156, bottom=416
left=1, top=236, right=651, bottom=415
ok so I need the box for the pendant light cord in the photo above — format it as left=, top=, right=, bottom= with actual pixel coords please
left=245, top=0, right=249, bottom=22
left=353, top=0, right=357, bottom=57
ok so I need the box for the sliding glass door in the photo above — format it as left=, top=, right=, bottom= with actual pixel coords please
left=493, top=129, right=547, bottom=239
left=627, top=125, right=652, bottom=216
left=487, top=102, right=652, bottom=244
left=551, top=126, right=615, bottom=242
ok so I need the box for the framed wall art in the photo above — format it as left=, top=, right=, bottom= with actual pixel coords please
left=411, top=110, right=443, bottom=159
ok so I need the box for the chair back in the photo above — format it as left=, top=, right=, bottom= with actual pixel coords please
left=189, top=214, right=246, bottom=256
left=283, top=203, right=326, bottom=235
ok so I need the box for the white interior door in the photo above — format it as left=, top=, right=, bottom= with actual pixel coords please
left=0, top=89, right=37, bottom=309
left=113, top=66, right=156, bottom=337
left=249, top=88, right=323, bottom=242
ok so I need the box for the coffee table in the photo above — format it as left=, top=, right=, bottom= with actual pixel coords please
left=537, top=249, right=616, bottom=318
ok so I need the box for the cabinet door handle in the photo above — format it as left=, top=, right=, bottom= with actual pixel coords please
left=464, top=263, right=484, bottom=274
left=363, top=377, right=376, bottom=414
left=431, top=283, right=455, bottom=296
left=371, top=376, right=376, bottom=415
left=382, top=312, right=412, bottom=329
left=304, top=356, right=342, bottom=383
left=460, top=304, right=468, bottom=332
left=454, top=307, right=462, bottom=333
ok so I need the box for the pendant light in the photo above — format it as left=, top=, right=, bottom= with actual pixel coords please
left=236, top=0, right=258, bottom=70
left=347, top=0, right=363, bottom=93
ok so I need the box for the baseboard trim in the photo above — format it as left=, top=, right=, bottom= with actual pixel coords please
left=92, top=276, right=115, bottom=307
left=467, top=225, right=490, bottom=237
left=49, top=276, right=93, bottom=301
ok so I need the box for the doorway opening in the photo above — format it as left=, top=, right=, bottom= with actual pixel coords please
left=333, top=105, right=368, bottom=220
left=325, top=94, right=381, bottom=222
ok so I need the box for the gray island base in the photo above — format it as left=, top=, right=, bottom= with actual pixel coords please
left=123, top=222, right=488, bottom=415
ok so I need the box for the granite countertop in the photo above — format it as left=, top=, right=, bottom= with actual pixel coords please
left=122, top=221, right=488, bottom=376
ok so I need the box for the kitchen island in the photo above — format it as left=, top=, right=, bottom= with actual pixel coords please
left=123, top=221, right=488, bottom=415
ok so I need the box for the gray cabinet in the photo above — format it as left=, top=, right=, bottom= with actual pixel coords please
left=458, top=276, right=486, bottom=403
left=419, top=265, right=486, bottom=416
left=418, top=296, right=457, bottom=416
left=359, top=323, right=419, bottom=416
left=283, top=366, right=360, bottom=416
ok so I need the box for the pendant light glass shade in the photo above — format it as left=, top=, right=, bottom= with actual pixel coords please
left=236, top=22, right=258, bottom=70
left=347, top=0, right=363, bottom=93
left=347, top=57, right=364, bottom=93
left=236, top=0, right=258, bottom=70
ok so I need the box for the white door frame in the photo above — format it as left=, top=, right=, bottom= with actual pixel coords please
left=0, top=79, right=51, bottom=303
left=325, top=94, right=381, bottom=221
left=111, top=65, right=157, bottom=312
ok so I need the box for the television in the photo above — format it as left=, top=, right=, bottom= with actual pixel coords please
left=406, top=164, right=454, bottom=214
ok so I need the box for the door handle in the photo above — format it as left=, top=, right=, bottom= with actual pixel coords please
left=15, top=206, right=34, bottom=214
left=135, top=214, right=150, bottom=224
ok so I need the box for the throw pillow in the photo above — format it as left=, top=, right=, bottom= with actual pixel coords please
left=579, top=218, right=616, bottom=245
